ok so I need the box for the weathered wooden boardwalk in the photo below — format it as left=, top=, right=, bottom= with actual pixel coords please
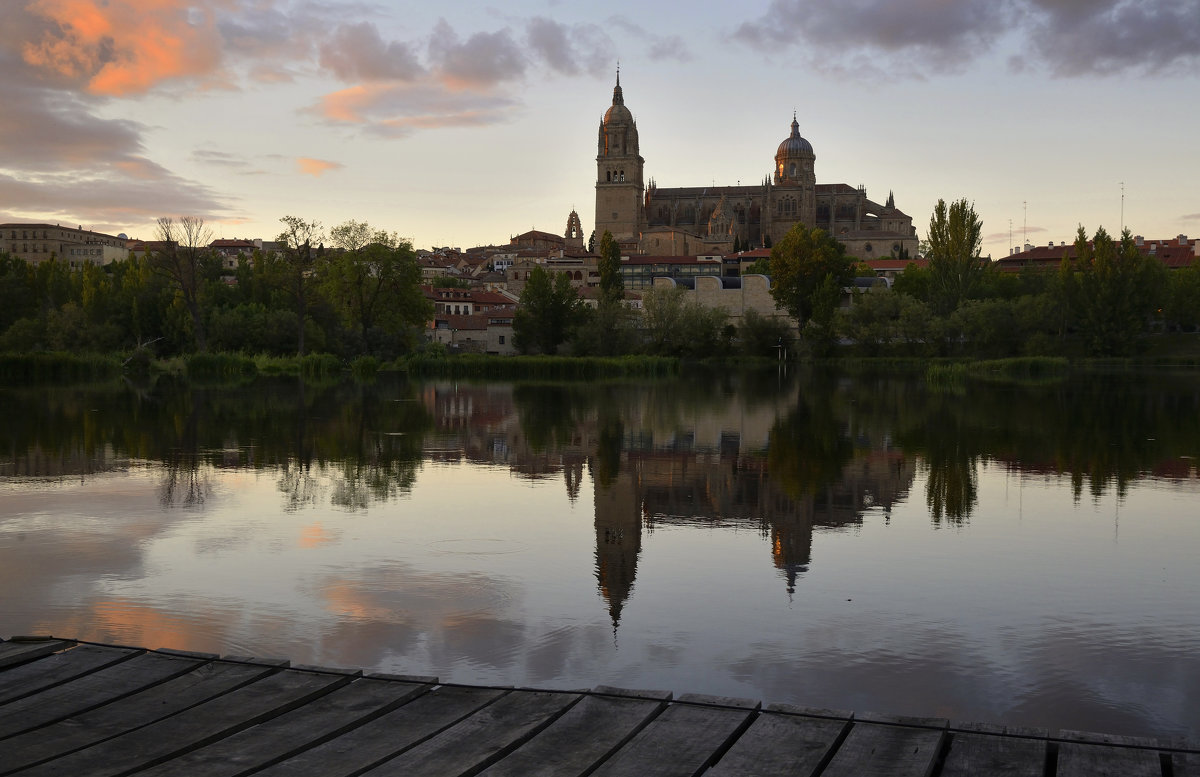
left=1, top=637, right=1196, bottom=776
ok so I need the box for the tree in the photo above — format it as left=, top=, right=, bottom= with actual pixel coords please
left=926, top=198, right=984, bottom=314
left=274, top=216, right=324, bottom=355
left=324, top=220, right=432, bottom=352
left=597, top=230, right=624, bottom=306
left=1073, top=226, right=1166, bottom=356
left=768, top=224, right=853, bottom=324
left=641, top=286, right=730, bottom=357
left=745, top=256, right=771, bottom=276
left=152, top=216, right=215, bottom=352
left=513, top=266, right=583, bottom=354
left=1164, top=261, right=1200, bottom=331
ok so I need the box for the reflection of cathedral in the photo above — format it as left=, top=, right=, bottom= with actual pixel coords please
left=414, top=381, right=917, bottom=629
left=591, top=440, right=917, bottom=627
left=595, top=73, right=919, bottom=260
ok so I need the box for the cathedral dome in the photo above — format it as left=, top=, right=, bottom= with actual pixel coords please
left=604, top=102, right=634, bottom=126
left=776, top=116, right=813, bottom=157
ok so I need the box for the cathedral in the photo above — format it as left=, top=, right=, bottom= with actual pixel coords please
left=594, top=73, right=919, bottom=260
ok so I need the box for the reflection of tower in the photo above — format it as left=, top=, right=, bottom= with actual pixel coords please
left=563, top=454, right=585, bottom=503
left=592, top=466, right=642, bottom=634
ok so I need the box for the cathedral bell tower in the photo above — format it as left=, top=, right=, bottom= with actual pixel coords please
left=595, top=70, right=644, bottom=243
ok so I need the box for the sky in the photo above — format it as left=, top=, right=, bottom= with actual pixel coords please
left=1, top=0, right=1198, bottom=259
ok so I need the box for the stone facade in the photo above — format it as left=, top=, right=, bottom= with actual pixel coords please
left=594, top=77, right=919, bottom=261
left=651, top=274, right=791, bottom=325
left=1, top=223, right=127, bottom=267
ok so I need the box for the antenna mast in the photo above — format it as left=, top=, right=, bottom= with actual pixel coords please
left=1120, top=182, right=1125, bottom=233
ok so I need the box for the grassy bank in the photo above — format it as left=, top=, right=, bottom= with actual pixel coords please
left=0, top=352, right=123, bottom=384
left=402, top=353, right=679, bottom=380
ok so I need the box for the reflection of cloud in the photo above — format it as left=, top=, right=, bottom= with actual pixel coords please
left=724, top=616, right=1200, bottom=737
left=297, top=157, right=343, bottom=177
left=299, top=521, right=338, bottom=549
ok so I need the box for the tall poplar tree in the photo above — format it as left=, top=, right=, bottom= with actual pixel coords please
left=597, top=230, right=624, bottom=306
left=926, top=198, right=983, bottom=314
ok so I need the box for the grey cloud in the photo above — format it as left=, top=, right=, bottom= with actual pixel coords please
left=428, top=18, right=526, bottom=89
left=1183, top=214, right=1200, bottom=222
left=525, top=17, right=615, bottom=76
left=608, top=16, right=692, bottom=63
left=734, top=0, right=1200, bottom=77
left=319, top=22, right=425, bottom=82
left=1023, top=0, right=1200, bottom=76
left=733, top=0, right=1007, bottom=71
left=191, top=149, right=250, bottom=169
left=0, top=170, right=231, bottom=230
left=0, top=81, right=148, bottom=172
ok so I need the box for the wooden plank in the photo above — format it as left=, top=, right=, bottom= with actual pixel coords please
left=706, top=711, right=850, bottom=777
left=130, top=677, right=432, bottom=777
left=0, top=650, right=205, bottom=739
left=939, top=732, right=1047, bottom=777
left=15, top=667, right=350, bottom=777
left=0, top=644, right=139, bottom=704
left=1173, top=752, right=1198, bottom=776
left=478, top=693, right=665, bottom=777
left=589, top=701, right=758, bottom=777
left=1056, top=742, right=1163, bottom=777
left=0, top=661, right=283, bottom=775
left=0, top=639, right=74, bottom=669
left=819, top=722, right=946, bottom=777
left=361, top=690, right=581, bottom=777
left=256, top=685, right=507, bottom=777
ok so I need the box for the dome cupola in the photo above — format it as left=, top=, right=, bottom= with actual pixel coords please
left=774, top=113, right=814, bottom=185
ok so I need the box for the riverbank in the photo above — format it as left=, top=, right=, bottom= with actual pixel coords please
left=3, top=344, right=1200, bottom=386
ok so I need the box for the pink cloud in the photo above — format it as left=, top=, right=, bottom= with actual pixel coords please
left=297, top=157, right=343, bottom=177
left=22, top=0, right=227, bottom=96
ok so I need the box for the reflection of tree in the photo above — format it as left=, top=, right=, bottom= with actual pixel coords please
left=513, top=384, right=587, bottom=453
left=767, top=385, right=853, bottom=500
left=592, top=416, right=623, bottom=488
left=159, top=450, right=210, bottom=508
left=923, top=451, right=977, bottom=525
left=157, top=389, right=209, bottom=508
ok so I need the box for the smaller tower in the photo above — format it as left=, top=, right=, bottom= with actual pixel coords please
left=564, top=210, right=584, bottom=249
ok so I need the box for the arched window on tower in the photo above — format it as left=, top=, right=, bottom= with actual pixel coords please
left=790, top=163, right=797, bottom=177
left=619, top=170, right=625, bottom=182
left=606, top=171, right=611, bottom=182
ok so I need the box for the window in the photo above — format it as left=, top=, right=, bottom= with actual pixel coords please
left=498, top=335, right=505, bottom=345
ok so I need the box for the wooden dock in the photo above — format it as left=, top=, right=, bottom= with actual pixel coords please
left=1, top=637, right=1196, bottom=776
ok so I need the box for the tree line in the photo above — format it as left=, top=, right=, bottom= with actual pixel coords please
left=766, top=199, right=1200, bottom=358
left=0, top=216, right=433, bottom=359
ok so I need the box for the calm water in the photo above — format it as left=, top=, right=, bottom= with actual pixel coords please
left=2, top=369, right=1198, bottom=739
